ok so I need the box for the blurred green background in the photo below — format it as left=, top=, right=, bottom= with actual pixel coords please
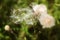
left=0, top=0, right=60, bottom=40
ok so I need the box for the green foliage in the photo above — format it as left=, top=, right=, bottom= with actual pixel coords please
left=0, top=0, right=60, bottom=40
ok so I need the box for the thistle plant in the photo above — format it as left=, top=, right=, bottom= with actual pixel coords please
left=10, top=3, right=55, bottom=40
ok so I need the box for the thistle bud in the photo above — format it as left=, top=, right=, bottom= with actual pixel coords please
left=4, top=25, right=11, bottom=31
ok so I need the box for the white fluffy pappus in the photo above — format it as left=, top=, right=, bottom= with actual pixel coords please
left=10, top=7, right=36, bottom=25
left=39, top=14, right=55, bottom=28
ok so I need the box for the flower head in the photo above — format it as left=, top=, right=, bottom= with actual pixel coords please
left=32, top=4, right=47, bottom=16
left=39, top=14, right=55, bottom=28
